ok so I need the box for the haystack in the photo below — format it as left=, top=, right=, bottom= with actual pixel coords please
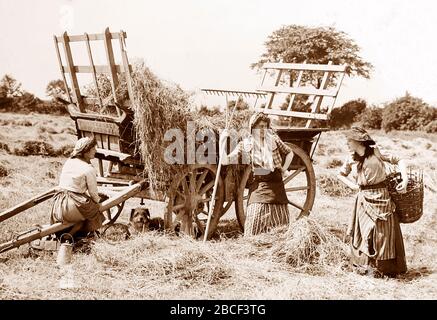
left=244, top=217, right=349, bottom=273
left=104, top=60, right=253, bottom=191
left=93, top=233, right=232, bottom=286
left=270, top=217, right=348, bottom=272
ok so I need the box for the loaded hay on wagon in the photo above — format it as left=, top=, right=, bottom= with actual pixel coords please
left=87, top=60, right=252, bottom=193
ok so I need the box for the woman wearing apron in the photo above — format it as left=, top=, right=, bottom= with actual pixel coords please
left=337, top=126, right=408, bottom=277
left=220, top=112, right=294, bottom=236
left=50, top=137, right=104, bottom=236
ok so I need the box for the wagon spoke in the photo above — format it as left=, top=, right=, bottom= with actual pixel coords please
left=283, top=166, right=305, bottom=184
left=193, top=214, right=205, bottom=235
left=172, top=203, right=185, bottom=212
left=198, top=197, right=212, bottom=203
left=181, top=176, right=189, bottom=193
left=285, top=186, right=310, bottom=192
left=176, top=190, right=186, bottom=199
left=196, top=170, right=209, bottom=192
left=189, top=170, right=196, bottom=193
left=199, top=180, right=214, bottom=195
left=288, top=199, right=305, bottom=211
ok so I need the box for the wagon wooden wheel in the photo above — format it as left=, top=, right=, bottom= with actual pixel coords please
left=165, top=164, right=225, bottom=239
left=235, top=142, right=316, bottom=230
left=103, top=201, right=125, bottom=225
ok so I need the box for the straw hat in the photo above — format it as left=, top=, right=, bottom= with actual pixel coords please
left=345, top=126, right=375, bottom=144
left=71, top=137, right=97, bottom=158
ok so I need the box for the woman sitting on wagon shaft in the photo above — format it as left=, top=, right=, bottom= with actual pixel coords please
left=50, top=137, right=105, bottom=237
left=220, top=112, right=294, bottom=236
left=337, top=126, right=408, bottom=277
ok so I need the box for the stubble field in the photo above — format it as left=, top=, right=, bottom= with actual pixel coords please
left=0, top=112, right=436, bottom=300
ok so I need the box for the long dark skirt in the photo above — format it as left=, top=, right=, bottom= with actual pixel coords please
left=349, top=187, right=407, bottom=276
left=50, top=189, right=103, bottom=233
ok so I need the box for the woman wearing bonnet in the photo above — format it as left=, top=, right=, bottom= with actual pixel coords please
left=337, top=126, right=408, bottom=277
left=50, top=137, right=105, bottom=236
left=220, top=112, right=294, bottom=236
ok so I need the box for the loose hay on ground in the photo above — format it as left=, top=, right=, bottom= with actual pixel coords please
left=242, top=217, right=349, bottom=274
left=92, top=233, right=233, bottom=286
left=270, top=217, right=349, bottom=273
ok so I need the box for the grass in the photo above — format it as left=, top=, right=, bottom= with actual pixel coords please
left=0, top=112, right=436, bottom=299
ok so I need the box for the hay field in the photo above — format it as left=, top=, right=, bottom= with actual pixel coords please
left=0, top=112, right=436, bottom=300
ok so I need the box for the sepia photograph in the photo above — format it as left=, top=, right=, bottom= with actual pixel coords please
left=0, top=0, right=436, bottom=306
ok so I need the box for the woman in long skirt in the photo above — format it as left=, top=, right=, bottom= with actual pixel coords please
left=337, top=126, right=408, bottom=276
left=220, top=112, right=294, bottom=236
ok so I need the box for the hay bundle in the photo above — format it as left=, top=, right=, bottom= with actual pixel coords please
left=87, top=60, right=253, bottom=192
left=126, top=63, right=253, bottom=191
left=127, top=62, right=194, bottom=191
left=318, top=174, right=355, bottom=197
left=93, top=233, right=232, bottom=286
left=270, top=217, right=348, bottom=272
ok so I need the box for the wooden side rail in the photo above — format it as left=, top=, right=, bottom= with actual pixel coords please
left=55, top=31, right=127, bottom=42
left=53, top=28, right=135, bottom=116
left=0, top=188, right=58, bottom=223
left=257, top=61, right=347, bottom=127
left=66, top=104, right=127, bottom=124
left=255, top=108, right=328, bottom=120
left=262, top=62, right=347, bottom=72
left=257, top=86, right=338, bottom=97
left=61, top=65, right=132, bottom=75
left=0, top=222, right=75, bottom=254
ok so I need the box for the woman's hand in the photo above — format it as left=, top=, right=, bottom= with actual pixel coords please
left=219, top=129, right=230, bottom=146
left=337, top=174, right=359, bottom=191
left=281, top=167, right=289, bottom=179
left=396, top=160, right=409, bottom=194
left=219, top=129, right=231, bottom=165
left=98, top=192, right=109, bottom=203
left=396, top=177, right=408, bottom=194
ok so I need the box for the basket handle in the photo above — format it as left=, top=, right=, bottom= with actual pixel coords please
left=59, top=233, right=74, bottom=245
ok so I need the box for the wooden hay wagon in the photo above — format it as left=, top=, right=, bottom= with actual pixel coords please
left=0, top=28, right=347, bottom=253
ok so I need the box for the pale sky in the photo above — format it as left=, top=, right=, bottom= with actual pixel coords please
left=1, top=0, right=437, bottom=108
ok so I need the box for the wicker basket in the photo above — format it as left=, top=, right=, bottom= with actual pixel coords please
left=387, top=171, right=424, bottom=224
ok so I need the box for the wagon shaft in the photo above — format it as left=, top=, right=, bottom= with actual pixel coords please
left=0, top=180, right=147, bottom=254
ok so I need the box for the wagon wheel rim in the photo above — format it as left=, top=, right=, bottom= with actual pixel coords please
left=235, top=142, right=316, bottom=230
left=103, top=201, right=125, bottom=226
left=165, top=165, right=225, bottom=239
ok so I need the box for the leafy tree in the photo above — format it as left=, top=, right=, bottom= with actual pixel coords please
left=356, top=106, right=383, bottom=129
left=17, top=91, right=39, bottom=109
left=252, top=25, right=373, bottom=82
left=381, top=93, right=437, bottom=132
left=198, top=105, right=221, bottom=117
left=329, top=99, right=367, bottom=129
left=227, top=97, right=249, bottom=111
left=0, top=85, right=7, bottom=98
left=0, top=74, right=23, bottom=97
left=46, top=79, right=69, bottom=99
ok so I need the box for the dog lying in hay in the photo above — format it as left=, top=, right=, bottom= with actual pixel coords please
left=129, top=207, right=165, bottom=234
left=129, top=207, right=205, bottom=238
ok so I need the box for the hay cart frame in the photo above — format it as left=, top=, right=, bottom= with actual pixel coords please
left=202, top=60, right=347, bottom=227
left=0, top=28, right=347, bottom=253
